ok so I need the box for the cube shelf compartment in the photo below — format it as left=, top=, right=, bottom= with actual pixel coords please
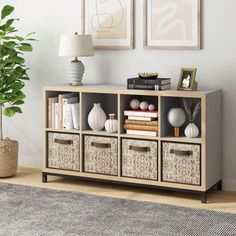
left=42, top=84, right=222, bottom=203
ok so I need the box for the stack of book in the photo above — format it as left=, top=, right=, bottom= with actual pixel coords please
left=127, top=77, right=171, bottom=91
left=48, top=93, right=80, bottom=130
left=124, top=110, right=158, bottom=137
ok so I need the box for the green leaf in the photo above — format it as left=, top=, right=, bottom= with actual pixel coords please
left=1, top=5, right=14, bottom=20
left=3, top=41, right=17, bottom=49
left=11, top=82, right=25, bottom=92
left=24, top=32, right=36, bottom=38
left=3, top=106, right=22, bottom=117
left=15, top=35, right=24, bottom=41
left=13, top=91, right=26, bottom=101
left=25, top=38, right=37, bottom=41
left=12, top=100, right=24, bottom=105
left=5, top=18, right=18, bottom=28
left=14, top=56, right=25, bottom=64
left=17, top=43, right=33, bottom=52
left=20, top=76, right=30, bottom=80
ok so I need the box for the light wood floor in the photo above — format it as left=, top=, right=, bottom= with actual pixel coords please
left=0, top=167, right=235, bottom=214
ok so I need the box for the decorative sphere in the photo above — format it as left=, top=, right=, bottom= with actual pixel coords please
left=167, top=108, right=186, bottom=127
left=140, top=101, right=149, bottom=110
left=130, top=99, right=140, bottom=110
left=148, top=104, right=155, bottom=111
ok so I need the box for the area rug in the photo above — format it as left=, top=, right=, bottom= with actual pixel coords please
left=0, top=183, right=235, bottom=236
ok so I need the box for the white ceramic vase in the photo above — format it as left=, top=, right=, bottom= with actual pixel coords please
left=88, top=103, right=106, bottom=131
left=185, top=123, right=199, bottom=138
left=105, top=114, right=118, bottom=133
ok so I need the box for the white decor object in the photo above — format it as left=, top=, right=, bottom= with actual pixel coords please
left=105, top=114, right=118, bottom=133
left=148, top=104, right=155, bottom=111
left=59, top=33, right=94, bottom=86
left=71, top=103, right=80, bottom=130
left=185, top=123, right=199, bottom=138
left=88, top=103, right=106, bottom=131
left=140, top=101, right=149, bottom=110
left=130, top=99, right=140, bottom=110
left=167, top=108, right=186, bottom=137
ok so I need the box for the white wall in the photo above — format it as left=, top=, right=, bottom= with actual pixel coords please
left=1, top=0, right=236, bottom=191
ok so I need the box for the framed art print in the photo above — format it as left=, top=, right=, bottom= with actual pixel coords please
left=144, top=0, right=201, bottom=49
left=81, top=0, right=134, bottom=49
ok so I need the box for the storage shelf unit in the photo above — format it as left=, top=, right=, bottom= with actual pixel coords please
left=42, top=84, right=222, bottom=203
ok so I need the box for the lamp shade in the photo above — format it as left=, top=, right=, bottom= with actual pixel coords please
left=59, top=34, right=94, bottom=57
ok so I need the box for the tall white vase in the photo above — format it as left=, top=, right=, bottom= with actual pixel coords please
left=88, top=103, right=106, bottom=131
left=185, top=123, right=199, bottom=138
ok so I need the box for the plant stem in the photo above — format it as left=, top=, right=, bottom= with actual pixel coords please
left=0, top=106, right=2, bottom=140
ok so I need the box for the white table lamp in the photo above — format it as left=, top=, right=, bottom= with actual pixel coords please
left=59, top=33, right=94, bottom=86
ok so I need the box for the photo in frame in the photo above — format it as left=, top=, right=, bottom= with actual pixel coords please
left=144, top=0, right=201, bottom=49
left=178, top=68, right=198, bottom=91
left=81, top=0, right=134, bottom=49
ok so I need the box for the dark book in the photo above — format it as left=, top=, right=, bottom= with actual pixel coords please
left=127, top=77, right=171, bottom=86
left=128, top=83, right=171, bottom=91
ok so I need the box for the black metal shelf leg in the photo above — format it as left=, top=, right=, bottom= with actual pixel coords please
left=217, top=180, right=222, bottom=191
left=201, top=192, right=207, bottom=204
left=42, top=173, right=48, bottom=183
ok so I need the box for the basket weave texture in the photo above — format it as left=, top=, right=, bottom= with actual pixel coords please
left=0, top=138, right=18, bottom=177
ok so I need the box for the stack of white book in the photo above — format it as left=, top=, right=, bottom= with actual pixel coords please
left=48, top=93, right=80, bottom=130
left=124, top=110, right=158, bottom=137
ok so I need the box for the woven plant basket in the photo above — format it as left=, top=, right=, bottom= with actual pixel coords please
left=0, top=138, right=18, bottom=177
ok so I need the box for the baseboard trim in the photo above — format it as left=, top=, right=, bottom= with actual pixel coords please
left=223, top=179, right=236, bottom=191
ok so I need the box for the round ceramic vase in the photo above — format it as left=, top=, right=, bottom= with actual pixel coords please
left=185, top=123, right=199, bottom=138
left=167, top=108, right=186, bottom=127
left=88, top=103, right=106, bottom=131
left=105, top=114, right=118, bottom=133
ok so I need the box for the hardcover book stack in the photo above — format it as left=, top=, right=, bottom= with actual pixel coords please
left=127, top=77, right=171, bottom=91
left=48, top=93, right=80, bottom=130
left=124, top=110, right=158, bottom=137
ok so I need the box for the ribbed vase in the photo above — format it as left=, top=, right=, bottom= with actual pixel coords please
left=185, top=123, right=199, bottom=138
left=88, top=103, right=106, bottom=131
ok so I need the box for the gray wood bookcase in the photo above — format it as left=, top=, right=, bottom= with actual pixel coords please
left=42, top=85, right=222, bottom=203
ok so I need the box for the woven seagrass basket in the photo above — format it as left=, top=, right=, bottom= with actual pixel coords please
left=0, top=138, right=18, bottom=177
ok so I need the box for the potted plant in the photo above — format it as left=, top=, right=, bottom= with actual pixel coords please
left=0, top=5, right=35, bottom=177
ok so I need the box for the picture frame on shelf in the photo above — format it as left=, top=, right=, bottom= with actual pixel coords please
left=81, top=0, right=134, bottom=50
left=144, top=0, right=201, bottom=49
left=177, top=68, right=198, bottom=91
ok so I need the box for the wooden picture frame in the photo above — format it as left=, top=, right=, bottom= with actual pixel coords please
left=81, top=0, right=134, bottom=50
left=144, top=0, right=201, bottom=50
left=178, top=68, right=197, bottom=91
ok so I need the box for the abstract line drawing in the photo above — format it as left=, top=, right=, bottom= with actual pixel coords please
left=91, top=0, right=124, bottom=33
left=144, top=0, right=200, bottom=49
left=82, top=0, right=134, bottom=49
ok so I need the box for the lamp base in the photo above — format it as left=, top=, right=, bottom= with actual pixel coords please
left=68, top=60, right=85, bottom=86
left=174, top=127, right=180, bottom=137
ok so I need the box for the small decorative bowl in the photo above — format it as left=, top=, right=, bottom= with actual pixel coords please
left=138, top=72, right=159, bottom=79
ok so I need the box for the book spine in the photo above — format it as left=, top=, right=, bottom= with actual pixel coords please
left=48, top=99, right=52, bottom=128
left=128, top=84, right=171, bottom=91
left=54, top=103, right=59, bottom=129
left=71, top=103, right=80, bottom=130
left=125, top=119, right=158, bottom=126
left=128, top=116, right=153, bottom=121
left=58, top=95, right=63, bottom=130
left=124, top=111, right=158, bottom=118
left=126, top=129, right=157, bottom=137
left=52, top=103, right=55, bottom=129
left=124, top=124, right=158, bottom=131
left=128, top=78, right=171, bottom=85
left=65, top=104, right=74, bottom=130
left=63, top=99, right=67, bottom=129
